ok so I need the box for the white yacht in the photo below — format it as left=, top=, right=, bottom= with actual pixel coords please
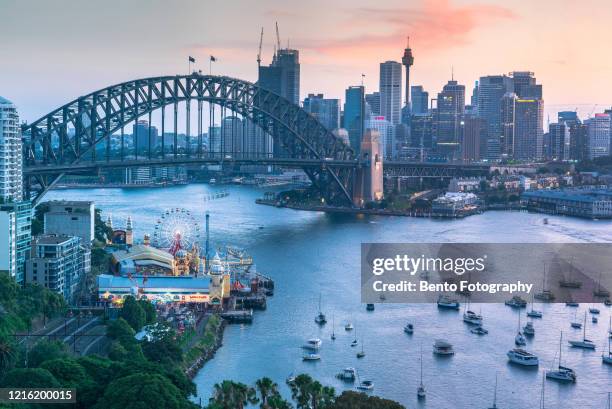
left=344, top=322, right=354, bottom=331
left=437, top=294, right=460, bottom=310
left=569, top=312, right=596, bottom=349
left=463, top=310, right=483, bottom=325
left=303, top=338, right=322, bottom=350
left=547, top=332, right=576, bottom=383
left=433, top=339, right=455, bottom=355
left=356, top=380, right=374, bottom=391
left=507, top=348, right=539, bottom=366
left=527, top=295, right=543, bottom=318
left=523, top=322, right=535, bottom=336
left=336, top=367, right=357, bottom=382
left=314, top=294, right=327, bottom=325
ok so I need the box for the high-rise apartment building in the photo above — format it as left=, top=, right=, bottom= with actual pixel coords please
left=343, top=86, right=365, bottom=153
left=0, top=96, right=23, bottom=202
left=510, top=71, right=542, bottom=99
left=303, top=94, right=340, bottom=131
left=43, top=201, right=95, bottom=246
left=514, top=98, right=544, bottom=161
left=434, top=80, right=465, bottom=159
left=500, top=92, right=517, bottom=158
left=379, top=61, right=402, bottom=125
left=462, top=114, right=487, bottom=162
left=132, top=120, right=158, bottom=156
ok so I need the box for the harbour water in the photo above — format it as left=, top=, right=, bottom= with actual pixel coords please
left=48, top=184, right=612, bottom=408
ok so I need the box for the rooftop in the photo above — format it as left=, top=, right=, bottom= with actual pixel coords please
left=34, top=234, right=79, bottom=245
left=0, top=96, right=14, bottom=105
left=523, top=188, right=612, bottom=203
left=98, top=274, right=211, bottom=291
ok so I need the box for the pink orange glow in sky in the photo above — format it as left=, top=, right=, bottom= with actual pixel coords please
left=1, top=0, right=611, bottom=123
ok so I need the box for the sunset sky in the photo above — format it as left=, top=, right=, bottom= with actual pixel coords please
left=2, top=0, right=612, bottom=124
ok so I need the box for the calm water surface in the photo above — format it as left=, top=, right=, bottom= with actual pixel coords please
left=48, top=184, right=612, bottom=408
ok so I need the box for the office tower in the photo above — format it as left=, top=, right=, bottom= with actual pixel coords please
left=0, top=96, right=23, bottom=202
left=244, top=121, right=271, bottom=158
left=462, top=114, right=487, bottom=162
left=500, top=92, right=517, bottom=158
left=477, top=75, right=514, bottom=158
left=365, top=92, right=381, bottom=117
left=220, top=116, right=245, bottom=155
left=410, top=86, right=429, bottom=115
left=43, top=201, right=95, bottom=246
left=258, top=48, right=300, bottom=105
left=208, top=125, right=221, bottom=154
left=509, top=71, right=542, bottom=99
left=558, top=111, right=579, bottom=125
left=514, top=98, right=544, bottom=160
left=132, top=120, right=159, bottom=155
left=434, top=80, right=465, bottom=160
left=343, top=86, right=365, bottom=153
left=585, top=113, right=611, bottom=159
left=365, top=116, right=395, bottom=159
left=26, top=235, right=91, bottom=304
left=569, top=123, right=588, bottom=161
left=379, top=61, right=402, bottom=125
left=303, top=94, right=340, bottom=130
left=470, top=81, right=479, bottom=110
left=548, top=123, right=570, bottom=161
left=410, top=113, right=433, bottom=151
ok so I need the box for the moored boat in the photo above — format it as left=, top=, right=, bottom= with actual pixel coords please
left=433, top=339, right=455, bottom=355
left=507, top=348, right=539, bottom=366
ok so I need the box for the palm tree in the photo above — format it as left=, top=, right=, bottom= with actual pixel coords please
left=288, top=374, right=335, bottom=409
left=0, top=338, right=16, bottom=374
left=256, top=377, right=279, bottom=408
left=210, top=380, right=258, bottom=409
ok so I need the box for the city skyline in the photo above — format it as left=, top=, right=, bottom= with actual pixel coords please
left=2, top=0, right=612, bottom=124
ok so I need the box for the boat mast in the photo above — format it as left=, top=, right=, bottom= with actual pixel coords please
left=420, top=344, right=423, bottom=386
left=492, top=373, right=498, bottom=408
left=583, top=311, right=587, bottom=341
left=559, top=331, right=563, bottom=369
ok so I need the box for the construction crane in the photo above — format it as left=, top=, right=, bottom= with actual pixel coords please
left=275, top=22, right=281, bottom=52
left=257, top=27, right=263, bottom=68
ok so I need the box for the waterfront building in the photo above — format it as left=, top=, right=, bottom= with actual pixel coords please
left=432, top=192, right=479, bottom=217
left=343, top=85, right=365, bottom=153
left=585, top=113, right=611, bottom=159
left=434, top=79, right=465, bottom=160
left=365, top=116, right=395, bottom=159
left=365, top=92, right=380, bottom=117
left=303, top=94, right=340, bottom=130
left=110, top=244, right=176, bottom=276
left=26, top=234, right=90, bottom=303
left=43, top=201, right=95, bottom=246
left=124, top=167, right=153, bottom=185
left=522, top=188, right=612, bottom=219
left=379, top=61, right=402, bottom=125
left=411, top=86, right=429, bottom=115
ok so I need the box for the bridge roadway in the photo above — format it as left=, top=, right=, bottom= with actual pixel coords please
left=24, top=155, right=491, bottom=178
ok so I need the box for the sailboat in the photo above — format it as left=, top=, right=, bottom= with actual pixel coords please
left=488, top=373, right=498, bottom=409
left=570, top=309, right=582, bottom=329
left=527, top=295, right=543, bottom=318
left=602, top=317, right=612, bottom=365
left=559, top=258, right=582, bottom=288
left=463, top=298, right=483, bottom=325
left=351, top=326, right=358, bottom=347
left=331, top=314, right=336, bottom=341
left=417, top=344, right=426, bottom=399
left=357, top=339, right=365, bottom=358
left=515, top=310, right=526, bottom=346
left=546, top=331, right=576, bottom=382
left=593, top=273, right=610, bottom=298
left=534, top=262, right=555, bottom=302
left=568, top=312, right=596, bottom=349
left=314, top=294, right=327, bottom=325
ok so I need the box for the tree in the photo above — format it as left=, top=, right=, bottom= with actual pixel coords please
left=209, top=380, right=258, bottom=409
left=94, top=209, right=114, bottom=243
left=107, top=318, right=136, bottom=345
left=256, top=377, right=281, bottom=408
left=93, top=372, right=197, bottom=409
left=40, top=358, right=89, bottom=388
left=142, top=334, right=183, bottom=366
left=138, top=299, right=157, bottom=324
left=1, top=368, right=60, bottom=388
left=27, top=340, right=68, bottom=368
left=0, top=337, right=17, bottom=375
left=288, top=374, right=335, bottom=409
left=120, top=296, right=146, bottom=331
left=332, top=391, right=405, bottom=409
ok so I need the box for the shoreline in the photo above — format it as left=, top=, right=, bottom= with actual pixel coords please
left=184, top=314, right=227, bottom=379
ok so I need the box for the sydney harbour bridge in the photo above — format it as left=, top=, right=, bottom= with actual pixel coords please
left=21, top=73, right=489, bottom=206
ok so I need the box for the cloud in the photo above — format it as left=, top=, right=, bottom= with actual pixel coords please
left=304, top=0, right=517, bottom=59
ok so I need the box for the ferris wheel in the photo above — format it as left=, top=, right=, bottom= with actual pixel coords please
left=152, top=208, right=201, bottom=254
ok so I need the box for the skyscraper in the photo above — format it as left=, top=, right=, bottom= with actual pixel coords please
left=220, top=116, right=245, bottom=155
left=0, top=96, right=23, bottom=202
left=585, top=113, right=611, bottom=159
left=462, top=114, right=487, bottom=162
left=343, top=86, right=365, bottom=153
left=365, top=116, right=395, bottom=159
left=410, top=86, right=429, bottom=115
left=514, top=98, right=544, bottom=160
left=379, top=61, right=402, bottom=125
left=132, top=120, right=158, bottom=156
left=510, top=71, right=542, bottom=99
left=434, top=80, right=465, bottom=160
left=477, top=75, right=514, bottom=160
left=303, top=94, right=340, bottom=131
left=500, top=92, right=517, bottom=158
left=258, top=48, right=300, bottom=105
left=365, top=92, right=381, bottom=117
left=548, top=122, right=570, bottom=161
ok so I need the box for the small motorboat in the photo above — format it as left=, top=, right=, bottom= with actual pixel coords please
left=463, top=310, right=483, bottom=325
left=505, top=296, right=527, bottom=309
left=433, top=339, right=455, bottom=355
left=437, top=295, right=460, bottom=310
left=404, top=323, right=414, bottom=334
left=303, top=353, right=321, bottom=361
left=571, top=321, right=582, bottom=329
left=523, top=322, right=535, bottom=336
left=527, top=309, right=543, bottom=318
left=356, top=380, right=374, bottom=391
left=507, top=348, right=539, bottom=366
left=345, top=323, right=354, bottom=331
left=589, top=307, right=600, bottom=315
left=350, top=339, right=358, bottom=347
left=366, top=303, right=375, bottom=311
left=566, top=302, right=579, bottom=307
left=593, top=316, right=598, bottom=324
left=336, top=367, right=357, bottom=382
left=470, top=325, right=489, bottom=335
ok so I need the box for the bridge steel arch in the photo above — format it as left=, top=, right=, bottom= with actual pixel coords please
left=21, top=74, right=356, bottom=205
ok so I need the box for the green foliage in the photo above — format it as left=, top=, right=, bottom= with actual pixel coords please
left=333, top=391, right=406, bottom=409
left=288, top=374, right=335, bottom=409
left=208, top=380, right=258, bottom=409
left=106, top=318, right=136, bottom=345
left=92, top=372, right=198, bottom=409
left=138, top=299, right=157, bottom=324
left=0, top=337, right=17, bottom=375
left=94, top=209, right=114, bottom=243
left=40, top=358, right=88, bottom=388
left=119, top=296, right=146, bottom=331
left=0, top=368, right=60, bottom=388
left=142, top=329, right=183, bottom=366
left=26, top=340, right=68, bottom=368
